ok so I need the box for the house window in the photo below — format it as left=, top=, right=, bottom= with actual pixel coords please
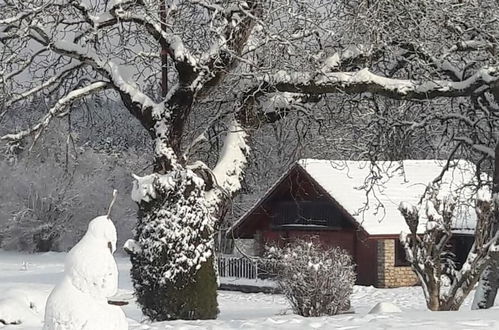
left=448, top=235, right=474, bottom=270
left=394, top=239, right=410, bottom=267
left=272, top=201, right=342, bottom=228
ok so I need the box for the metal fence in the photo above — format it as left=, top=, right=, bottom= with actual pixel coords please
left=217, top=255, right=259, bottom=279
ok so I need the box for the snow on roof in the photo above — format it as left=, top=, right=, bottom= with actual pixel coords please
left=298, top=159, right=480, bottom=235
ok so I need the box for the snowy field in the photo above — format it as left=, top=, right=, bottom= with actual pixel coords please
left=1, top=251, right=499, bottom=329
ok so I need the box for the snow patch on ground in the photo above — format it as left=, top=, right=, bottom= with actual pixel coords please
left=1, top=251, right=499, bottom=329
left=219, top=277, right=277, bottom=288
left=0, top=288, right=44, bottom=327
left=369, top=302, right=402, bottom=313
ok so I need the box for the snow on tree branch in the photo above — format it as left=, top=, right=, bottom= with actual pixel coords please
left=446, top=40, right=496, bottom=56
left=212, top=120, right=249, bottom=192
left=0, top=4, right=47, bottom=25
left=16, top=34, right=166, bottom=126
left=258, top=66, right=499, bottom=100
left=453, top=137, right=495, bottom=158
left=3, top=62, right=84, bottom=110
left=106, top=61, right=165, bottom=118
left=1, top=81, right=109, bottom=142
left=205, top=120, right=249, bottom=211
left=187, top=0, right=225, bottom=12
left=84, top=5, right=198, bottom=68
left=396, top=42, right=462, bottom=82
left=321, top=45, right=379, bottom=73
left=131, top=173, right=157, bottom=204
left=0, top=49, right=45, bottom=83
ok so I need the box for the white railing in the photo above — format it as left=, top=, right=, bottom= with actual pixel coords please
left=217, top=255, right=259, bottom=279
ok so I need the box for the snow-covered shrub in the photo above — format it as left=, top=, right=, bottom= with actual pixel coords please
left=265, top=239, right=356, bottom=317
left=127, top=169, right=218, bottom=321
left=2, top=186, right=73, bottom=252
left=399, top=185, right=498, bottom=311
left=0, top=146, right=77, bottom=252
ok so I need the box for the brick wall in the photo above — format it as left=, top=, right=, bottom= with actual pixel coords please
left=376, top=239, right=419, bottom=288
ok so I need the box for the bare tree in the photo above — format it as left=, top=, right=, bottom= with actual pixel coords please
left=399, top=184, right=498, bottom=311
left=3, top=0, right=499, bottom=319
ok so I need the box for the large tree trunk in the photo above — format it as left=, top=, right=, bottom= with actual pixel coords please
left=424, top=272, right=442, bottom=311
left=129, top=168, right=219, bottom=320
left=427, top=292, right=440, bottom=311
left=125, top=88, right=249, bottom=320
left=472, top=261, right=499, bottom=309
left=472, top=142, right=499, bottom=309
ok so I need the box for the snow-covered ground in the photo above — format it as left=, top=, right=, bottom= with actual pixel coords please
left=1, top=251, right=499, bottom=329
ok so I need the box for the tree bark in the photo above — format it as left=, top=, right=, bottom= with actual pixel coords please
left=472, top=142, right=499, bottom=309
left=427, top=294, right=440, bottom=311
left=159, top=0, right=168, bottom=98
left=473, top=260, right=499, bottom=309
left=425, top=273, right=441, bottom=311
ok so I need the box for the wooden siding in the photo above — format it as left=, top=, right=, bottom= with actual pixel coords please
left=355, top=233, right=378, bottom=286
left=272, top=201, right=346, bottom=228
left=232, top=165, right=379, bottom=286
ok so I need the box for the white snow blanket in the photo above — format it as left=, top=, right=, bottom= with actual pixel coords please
left=369, top=301, right=402, bottom=313
left=43, top=216, right=127, bottom=330
left=3, top=251, right=499, bottom=329
left=0, top=288, right=44, bottom=326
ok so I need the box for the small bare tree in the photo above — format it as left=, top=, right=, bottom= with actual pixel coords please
left=265, top=240, right=356, bottom=317
left=399, top=186, right=499, bottom=311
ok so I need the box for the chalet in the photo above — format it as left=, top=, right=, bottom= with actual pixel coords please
left=227, top=159, right=477, bottom=288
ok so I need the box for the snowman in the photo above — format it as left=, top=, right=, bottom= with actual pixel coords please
left=43, top=191, right=127, bottom=330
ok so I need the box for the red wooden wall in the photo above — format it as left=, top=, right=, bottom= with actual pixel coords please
left=234, top=165, right=379, bottom=286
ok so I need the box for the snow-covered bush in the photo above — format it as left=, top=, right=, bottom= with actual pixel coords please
left=127, top=169, right=218, bottom=321
left=0, top=150, right=77, bottom=252
left=2, top=186, right=73, bottom=252
left=399, top=185, right=498, bottom=311
left=265, top=239, right=356, bottom=317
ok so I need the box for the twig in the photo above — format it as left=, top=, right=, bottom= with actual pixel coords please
left=107, top=189, right=118, bottom=219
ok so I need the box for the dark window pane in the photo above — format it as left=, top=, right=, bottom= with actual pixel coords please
left=272, top=201, right=344, bottom=228
left=394, top=239, right=411, bottom=267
